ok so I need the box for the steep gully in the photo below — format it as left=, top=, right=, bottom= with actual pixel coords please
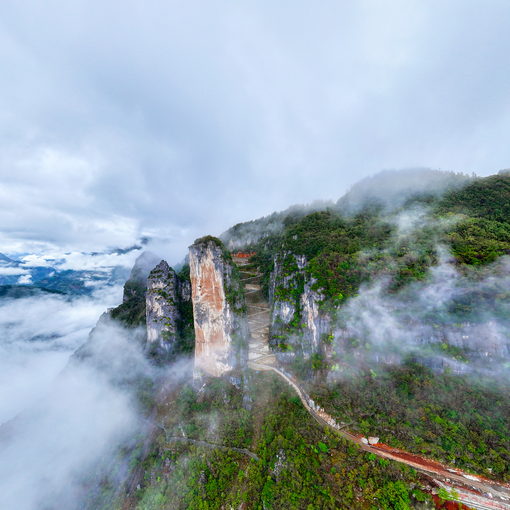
left=234, top=255, right=510, bottom=510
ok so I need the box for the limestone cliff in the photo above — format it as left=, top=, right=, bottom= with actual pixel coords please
left=144, top=261, right=193, bottom=361
left=145, top=261, right=182, bottom=359
left=269, top=252, right=332, bottom=365
left=189, top=237, right=248, bottom=377
left=269, top=249, right=509, bottom=374
left=109, top=253, right=193, bottom=361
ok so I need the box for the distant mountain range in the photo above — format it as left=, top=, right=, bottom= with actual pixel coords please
left=0, top=247, right=141, bottom=297
left=0, top=253, right=15, bottom=263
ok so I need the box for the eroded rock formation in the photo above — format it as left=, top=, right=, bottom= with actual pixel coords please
left=269, top=252, right=332, bottom=363
left=146, top=261, right=179, bottom=358
left=145, top=260, right=193, bottom=361
left=189, top=237, right=248, bottom=377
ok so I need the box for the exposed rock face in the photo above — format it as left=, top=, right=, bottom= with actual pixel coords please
left=189, top=237, right=247, bottom=377
left=269, top=250, right=507, bottom=373
left=80, top=255, right=193, bottom=366
left=144, top=260, right=194, bottom=361
left=269, top=252, right=332, bottom=363
left=301, top=278, right=332, bottom=354
left=146, top=261, right=180, bottom=359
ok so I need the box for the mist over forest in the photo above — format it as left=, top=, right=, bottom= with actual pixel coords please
left=2, top=1, right=510, bottom=509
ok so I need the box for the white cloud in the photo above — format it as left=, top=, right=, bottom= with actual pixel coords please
left=57, top=248, right=142, bottom=271
left=0, top=285, right=188, bottom=510
left=0, top=361, right=138, bottom=510
left=0, top=267, right=28, bottom=276
left=20, top=254, right=56, bottom=267
left=16, top=247, right=142, bottom=274
left=17, top=274, right=32, bottom=284
left=335, top=249, right=510, bottom=377
left=0, top=285, right=123, bottom=424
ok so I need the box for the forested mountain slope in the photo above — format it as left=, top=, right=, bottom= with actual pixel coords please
left=79, top=170, right=510, bottom=509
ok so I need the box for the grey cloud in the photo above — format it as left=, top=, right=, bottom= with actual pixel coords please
left=1, top=1, right=510, bottom=263
left=0, top=277, right=194, bottom=510
left=0, top=361, right=138, bottom=510
left=0, top=285, right=123, bottom=423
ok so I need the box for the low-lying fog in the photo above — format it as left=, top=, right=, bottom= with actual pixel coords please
left=0, top=286, right=123, bottom=424
left=0, top=285, right=146, bottom=510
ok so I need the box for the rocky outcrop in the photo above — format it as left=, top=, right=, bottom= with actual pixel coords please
left=78, top=255, right=193, bottom=366
left=145, top=261, right=191, bottom=360
left=189, top=237, right=248, bottom=377
left=110, top=251, right=161, bottom=328
left=269, top=252, right=332, bottom=363
left=301, top=278, right=333, bottom=354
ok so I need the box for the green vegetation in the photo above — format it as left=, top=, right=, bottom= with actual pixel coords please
left=240, top=174, right=510, bottom=487
left=193, top=235, right=227, bottom=249
left=437, top=174, right=510, bottom=264
left=255, top=207, right=439, bottom=311
left=277, top=209, right=394, bottom=302
left=224, top=262, right=246, bottom=314
left=114, top=373, right=432, bottom=510
left=101, top=172, right=510, bottom=509
left=437, top=173, right=510, bottom=223
left=311, top=361, right=510, bottom=481
left=445, top=216, right=510, bottom=265
left=175, top=264, right=195, bottom=354
left=110, top=279, right=147, bottom=327
left=253, top=174, right=510, bottom=306
left=247, top=174, right=510, bottom=374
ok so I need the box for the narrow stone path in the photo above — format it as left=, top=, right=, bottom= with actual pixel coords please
left=234, top=256, right=276, bottom=368
left=153, top=419, right=260, bottom=461
left=233, top=256, right=510, bottom=510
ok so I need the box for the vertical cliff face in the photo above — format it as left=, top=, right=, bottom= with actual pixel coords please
left=300, top=278, right=332, bottom=353
left=146, top=261, right=180, bottom=358
left=145, top=261, right=194, bottom=361
left=189, top=237, right=247, bottom=377
left=269, top=252, right=332, bottom=364
left=269, top=251, right=510, bottom=374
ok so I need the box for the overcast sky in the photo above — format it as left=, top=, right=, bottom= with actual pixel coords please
left=1, top=0, right=510, bottom=263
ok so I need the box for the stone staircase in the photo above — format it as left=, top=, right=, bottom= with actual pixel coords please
left=233, top=256, right=276, bottom=369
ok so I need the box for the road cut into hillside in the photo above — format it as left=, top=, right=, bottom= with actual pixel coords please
left=234, top=255, right=510, bottom=510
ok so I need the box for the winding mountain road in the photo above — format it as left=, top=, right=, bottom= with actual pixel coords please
left=234, top=256, right=510, bottom=510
